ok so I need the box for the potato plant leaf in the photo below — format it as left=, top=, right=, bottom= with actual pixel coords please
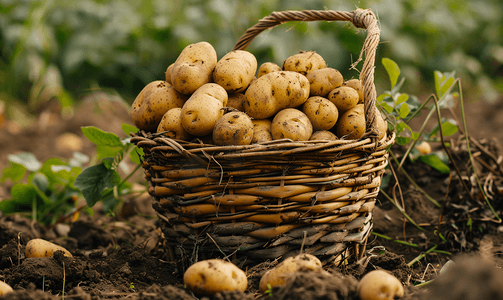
left=440, top=119, right=458, bottom=137
left=418, top=153, right=450, bottom=174
left=1, top=162, right=26, bottom=183
left=8, top=152, right=42, bottom=172
left=382, top=58, right=400, bottom=90
left=74, top=163, right=120, bottom=207
left=399, top=103, right=410, bottom=119
left=82, top=126, right=124, bottom=148
left=122, top=123, right=139, bottom=136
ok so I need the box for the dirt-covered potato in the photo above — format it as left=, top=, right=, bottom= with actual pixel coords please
left=415, top=141, right=431, bottom=155
left=301, top=96, right=339, bottom=131
left=357, top=270, right=404, bottom=300
left=271, top=108, right=313, bottom=141
left=306, top=68, right=343, bottom=97
left=283, top=51, right=326, bottom=75
left=327, top=86, right=360, bottom=112
left=342, top=79, right=364, bottom=103
left=171, top=42, right=218, bottom=95
left=130, top=81, right=188, bottom=132
left=336, top=104, right=365, bottom=140
left=184, top=259, right=248, bottom=297
left=244, top=71, right=310, bottom=119
left=213, top=50, right=257, bottom=93
left=259, top=253, right=323, bottom=293
left=25, top=238, right=72, bottom=258
left=0, top=280, right=13, bottom=296
left=213, top=112, right=254, bottom=146
left=310, top=130, right=338, bottom=141
left=165, top=63, right=174, bottom=84
left=258, top=62, right=282, bottom=78
left=157, top=108, right=193, bottom=141
left=227, top=93, right=246, bottom=111
left=251, top=119, right=273, bottom=144
left=181, top=83, right=228, bottom=136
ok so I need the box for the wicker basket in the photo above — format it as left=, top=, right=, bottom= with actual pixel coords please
left=131, top=8, right=395, bottom=269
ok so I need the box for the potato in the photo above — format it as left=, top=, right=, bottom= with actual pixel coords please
left=251, top=119, right=273, bottom=144
left=25, top=238, right=72, bottom=258
left=157, top=108, right=193, bottom=141
left=227, top=93, right=246, bottom=111
left=301, top=96, right=339, bottom=131
left=181, top=83, right=228, bottom=136
left=171, top=41, right=218, bottom=95
left=336, top=104, right=365, bottom=140
left=415, top=141, right=431, bottom=155
left=165, top=63, right=174, bottom=84
left=327, top=86, right=360, bottom=112
left=131, top=80, right=188, bottom=132
left=306, top=68, right=343, bottom=97
left=342, top=79, right=364, bottom=103
left=271, top=108, right=313, bottom=141
left=259, top=253, right=323, bottom=293
left=0, top=280, right=13, bottom=296
left=310, top=130, right=338, bottom=141
left=357, top=270, right=404, bottom=300
left=184, top=259, right=248, bottom=297
left=375, top=108, right=387, bottom=140
left=213, top=50, right=257, bottom=93
left=244, top=71, right=310, bottom=119
left=213, top=112, right=254, bottom=146
left=283, top=51, right=327, bottom=75
left=258, top=62, right=281, bottom=78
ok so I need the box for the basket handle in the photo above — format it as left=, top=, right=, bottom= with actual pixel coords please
left=232, top=8, right=380, bottom=140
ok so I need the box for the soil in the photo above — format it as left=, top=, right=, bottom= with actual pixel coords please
left=1, top=93, right=503, bottom=300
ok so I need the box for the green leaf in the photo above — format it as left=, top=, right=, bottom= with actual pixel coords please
left=418, top=154, right=451, bottom=174
left=2, top=163, right=27, bottom=183
left=434, top=71, right=456, bottom=99
left=396, top=137, right=411, bottom=145
left=96, top=145, right=123, bottom=161
left=129, top=146, right=144, bottom=165
left=399, top=103, right=410, bottom=119
left=8, top=153, right=42, bottom=172
left=31, top=173, right=49, bottom=193
left=377, top=93, right=391, bottom=103
left=382, top=58, right=400, bottom=90
left=82, top=126, right=124, bottom=147
left=74, top=163, right=120, bottom=207
left=10, top=183, right=36, bottom=204
left=380, top=102, right=394, bottom=114
left=434, top=71, right=444, bottom=98
left=396, top=93, right=409, bottom=105
left=441, top=119, right=458, bottom=136
left=122, top=123, right=139, bottom=135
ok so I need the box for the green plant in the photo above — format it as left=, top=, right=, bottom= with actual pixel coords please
left=1, top=151, right=88, bottom=225
left=74, top=123, right=144, bottom=211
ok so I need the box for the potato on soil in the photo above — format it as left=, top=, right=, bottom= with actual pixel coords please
left=271, top=108, right=313, bottom=141
left=258, top=62, right=282, bottom=78
left=327, top=86, right=360, bottom=112
left=181, top=83, right=228, bottom=136
left=184, top=259, right=248, bottom=297
left=227, top=93, right=246, bottom=111
left=342, top=78, right=364, bottom=103
left=213, top=112, right=254, bottom=146
left=335, top=104, right=365, bottom=140
left=252, top=119, right=273, bottom=144
left=213, top=50, right=257, bottom=93
left=157, top=108, right=193, bottom=141
left=259, top=253, right=323, bottom=293
left=357, top=270, right=404, bottom=300
left=0, top=280, right=14, bottom=296
left=171, top=41, right=218, bottom=95
left=415, top=141, right=431, bottom=155
left=25, top=238, right=72, bottom=258
left=310, top=130, right=338, bottom=141
left=306, top=68, right=343, bottom=97
left=301, top=96, right=339, bottom=131
left=283, top=51, right=326, bottom=75
left=130, top=81, right=188, bottom=132
left=244, top=71, right=310, bottom=119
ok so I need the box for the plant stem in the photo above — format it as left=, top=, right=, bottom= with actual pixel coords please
left=407, top=244, right=438, bottom=267
left=380, top=190, right=425, bottom=231
left=101, top=163, right=142, bottom=200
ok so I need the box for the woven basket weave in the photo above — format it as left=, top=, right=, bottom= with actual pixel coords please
left=131, top=8, right=395, bottom=269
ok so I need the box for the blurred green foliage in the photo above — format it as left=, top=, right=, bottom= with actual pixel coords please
left=0, top=0, right=501, bottom=116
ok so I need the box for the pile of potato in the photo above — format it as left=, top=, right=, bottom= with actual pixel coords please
left=131, top=41, right=387, bottom=145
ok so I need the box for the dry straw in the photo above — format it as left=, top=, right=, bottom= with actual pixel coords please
left=131, top=8, right=395, bottom=269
